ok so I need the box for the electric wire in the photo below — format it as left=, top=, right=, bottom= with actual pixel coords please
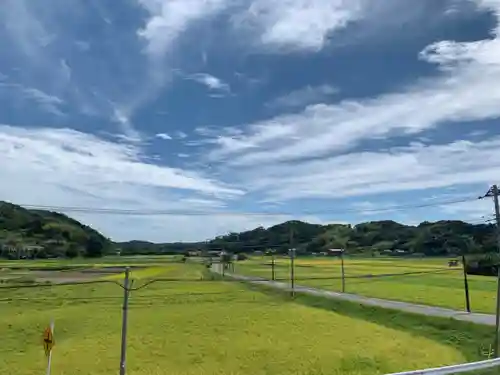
left=17, top=196, right=479, bottom=217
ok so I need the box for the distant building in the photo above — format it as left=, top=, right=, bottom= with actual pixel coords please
left=0, top=244, right=44, bottom=259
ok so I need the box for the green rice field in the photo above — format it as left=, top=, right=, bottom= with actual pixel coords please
left=0, top=258, right=496, bottom=374
left=233, top=256, right=498, bottom=314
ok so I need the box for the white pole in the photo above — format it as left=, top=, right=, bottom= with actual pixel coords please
left=46, top=320, right=55, bottom=375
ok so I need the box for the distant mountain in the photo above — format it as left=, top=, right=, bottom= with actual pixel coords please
left=0, top=201, right=113, bottom=259
left=116, top=240, right=201, bottom=255
left=119, top=219, right=498, bottom=258
left=1, top=199, right=497, bottom=260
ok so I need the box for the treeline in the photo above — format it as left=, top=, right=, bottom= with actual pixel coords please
left=1, top=200, right=498, bottom=271
left=115, top=240, right=197, bottom=255
left=0, top=201, right=112, bottom=259
left=118, top=219, right=498, bottom=257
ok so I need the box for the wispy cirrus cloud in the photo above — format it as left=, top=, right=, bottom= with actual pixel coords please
left=185, top=0, right=500, bottom=209
left=137, top=0, right=230, bottom=58
left=440, top=198, right=494, bottom=222
left=0, top=125, right=240, bottom=197
left=1, top=0, right=499, bottom=243
left=0, top=125, right=250, bottom=241
left=0, top=83, right=64, bottom=116
left=189, top=73, right=231, bottom=94
left=201, top=2, right=500, bottom=167
left=233, top=0, right=366, bottom=52
left=156, top=133, right=172, bottom=140
left=22, top=88, right=64, bottom=116
left=234, top=138, right=500, bottom=202
left=267, top=84, right=338, bottom=109
left=175, top=131, right=188, bottom=139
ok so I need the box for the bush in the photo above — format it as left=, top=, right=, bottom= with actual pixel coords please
left=466, top=253, right=500, bottom=276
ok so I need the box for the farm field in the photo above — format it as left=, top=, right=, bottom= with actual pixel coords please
left=0, top=259, right=494, bottom=375
left=0, top=256, right=185, bottom=284
left=0, top=254, right=181, bottom=269
left=233, top=256, right=499, bottom=314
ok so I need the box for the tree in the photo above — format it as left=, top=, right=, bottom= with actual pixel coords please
left=0, top=201, right=114, bottom=259
left=65, top=244, right=80, bottom=259
left=85, top=235, right=105, bottom=257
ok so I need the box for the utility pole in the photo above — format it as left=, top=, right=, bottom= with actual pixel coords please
left=289, top=226, right=295, bottom=298
left=461, top=254, right=471, bottom=313
left=340, top=249, right=346, bottom=293
left=222, top=250, right=225, bottom=277
left=119, top=267, right=131, bottom=375
left=272, top=252, right=276, bottom=281
left=485, top=185, right=500, bottom=357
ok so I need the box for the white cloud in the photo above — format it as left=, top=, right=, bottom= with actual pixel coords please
left=268, top=84, right=338, bottom=109
left=0, top=125, right=250, bottom=241
left=0, top=125, right=241, bottom=196
left=175, top=131, right=188, bottom=139
left=156, top=133, right=172, bottom=140
left=0, top=83, right=64, bottom=116
left=22, top=88, right=64, bottom=116
left=349, top=201, right=383, bottom=216
left=0, top=0, right=55, bottom=58
left=234, top=0, right=365, bottom=51
left=111, top=107, right=142, bottom=142
left=440, top=197, right=495, bottom=222
left=90, top=212, right=323, bottom=242
left=190, top=73, right=230, bottom=93
left=137, top=0, right=230, bottom=58
left=202, top=1, right=500, bottom=167
left=232, top=138, right=500, bottom=202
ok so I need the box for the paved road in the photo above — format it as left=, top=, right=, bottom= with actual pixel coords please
left=213, top=264, right=496, bottom=326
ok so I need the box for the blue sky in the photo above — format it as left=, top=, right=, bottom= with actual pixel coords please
left=1, top=0, right=499, bottom=242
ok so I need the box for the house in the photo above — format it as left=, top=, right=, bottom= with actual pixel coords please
left=0, top=244, right=44, bottom=259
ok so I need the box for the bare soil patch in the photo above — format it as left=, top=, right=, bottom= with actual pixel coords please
left=1, top=265, right=146, bottom=284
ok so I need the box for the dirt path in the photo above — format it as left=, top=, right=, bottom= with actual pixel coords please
left=212, top=264, right=497, bottom=326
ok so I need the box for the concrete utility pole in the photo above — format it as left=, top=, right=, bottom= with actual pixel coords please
left=461, top=254, right=471, bottom=313
left=340, top=249, right=346, bottom=293
left=119, top=267, right=131, bottom=375
left=485, top=185, right=500, bottom=357
left=289, top=226, right=296, bottom=298
left=272, top=252, right=276, bottom=281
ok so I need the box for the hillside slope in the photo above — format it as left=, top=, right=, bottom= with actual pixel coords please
left=1, top=199, right=496, bottom=259
left=120, top=219, right=498, bottom=257
left=0, top=201, right=113, bottom=258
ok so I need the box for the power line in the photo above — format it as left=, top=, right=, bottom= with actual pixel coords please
left=0, top=267, right=460, bottom=291
left=273, top=267, right=460, bottom=282
left=0, top=279, right=121, bottom=290
left=16, top=196, right=479, bottom=217
left=0, top=290, right=249, bottom=304
left=0, top=276, right=252, bottom=290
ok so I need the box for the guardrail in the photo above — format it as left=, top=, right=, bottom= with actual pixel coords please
left=385, top=357, right=500, bottom=375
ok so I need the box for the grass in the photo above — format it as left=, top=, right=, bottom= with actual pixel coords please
left=1, top=260, right=495, bottom=375
left=0, top=255, right=180, bottom=269
left=234, top=256, right=499, bottom=314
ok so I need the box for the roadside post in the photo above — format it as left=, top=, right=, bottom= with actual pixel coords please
left=43, top=320, right=55, bottom=375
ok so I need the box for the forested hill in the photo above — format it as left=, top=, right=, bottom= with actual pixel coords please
left=120, top=219, right=498, bottom=257
left=1, top=199, right=497, bottom=258
left=0, top=201, right=113, bottom=258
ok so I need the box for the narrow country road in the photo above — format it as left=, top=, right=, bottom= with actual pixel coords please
left=212, top=263, right=496, bottom=326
